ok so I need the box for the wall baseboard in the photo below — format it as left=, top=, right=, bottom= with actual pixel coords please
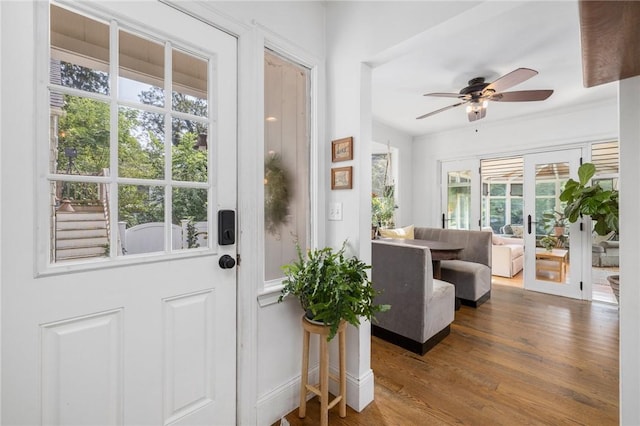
left=257, top=366, right=375, bottom=425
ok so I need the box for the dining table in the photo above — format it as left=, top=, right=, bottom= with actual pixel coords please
left=380, top=238, right=464, bottom=279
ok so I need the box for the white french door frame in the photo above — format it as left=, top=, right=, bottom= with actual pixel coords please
left=440, top=159, right=481, bottom=230
left=523, top=149, right=586, bottom=299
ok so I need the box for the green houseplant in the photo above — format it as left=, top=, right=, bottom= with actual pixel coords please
left=560, top=162, right=619, bottom=236
left=560, top=162, right=620, bottom=301
left=540, top=235, right=558, bottom=251
left=278, top=241, right=390, bottom=340
left=542, top=210, right=566, bottom=236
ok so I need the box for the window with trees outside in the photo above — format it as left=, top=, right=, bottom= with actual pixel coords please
left=48, top=4, right=211, bottom=263
left=263, top=50, right=310, bottom=282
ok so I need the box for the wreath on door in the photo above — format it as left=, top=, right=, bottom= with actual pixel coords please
left=264, top=153, right=290, bottom=234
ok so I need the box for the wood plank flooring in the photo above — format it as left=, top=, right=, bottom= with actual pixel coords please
left=279, top=284, right=619, bottom=425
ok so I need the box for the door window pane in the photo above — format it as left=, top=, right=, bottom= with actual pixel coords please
left=118, top=107, right=164, bottom=179
left=447, top=171, right=471, bottom=229
left=534, top=162, right=569, bottom=283
left=52, top=180, right=109, bottom=262
left=172, top=49, right=208, bottom=116
left=50, top=5, right=110, bottom=95
left=118, top=30, right=164, bottom=106
left=118, top=184, right=164, bottom=255
left=171, top=118, right=208, bottom=182
left=52, top=92, right=110, bottom=176
left=172, top=187, right=208, bottom=250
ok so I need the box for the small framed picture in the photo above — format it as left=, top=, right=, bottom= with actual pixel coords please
left=331, top=166, right=352, bottom=190
left=331, top=137, right=353, bottom=162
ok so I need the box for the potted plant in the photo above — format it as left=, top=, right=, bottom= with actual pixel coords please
left=560, top=162, right=619, bottom=300
left=543, top=210, right=566, bottom=237
left=371, top=193, right=396, bottom=237
left=560, top=162, right=619, bottom=236
left=540, top=235, right=557, bottom=251
left=278, top=241, right=390, bottom=340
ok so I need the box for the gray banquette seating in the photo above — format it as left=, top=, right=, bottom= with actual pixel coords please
left=371, top=239, right=455, bottom=354
left=413, top=227, right=492, bottom=307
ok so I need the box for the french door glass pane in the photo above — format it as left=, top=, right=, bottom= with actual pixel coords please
left=447, top=171, right=471, bottom=229
left=535, top=162, right=570, bottom=284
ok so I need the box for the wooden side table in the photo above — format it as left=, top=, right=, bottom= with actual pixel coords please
left=299, top=316, right=347, bottom=426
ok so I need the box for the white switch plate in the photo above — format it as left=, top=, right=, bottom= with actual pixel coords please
left=329, top=202, right=343, bottom=221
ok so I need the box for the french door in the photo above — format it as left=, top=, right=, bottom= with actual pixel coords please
left=2, top=2, right=237, bottom=424
left=441, top=159, right=480, bottom=230
left=523, top=150, right=584, bottom=299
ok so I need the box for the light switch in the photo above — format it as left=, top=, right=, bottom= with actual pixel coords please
left=329, top=202, right=343, bottom=221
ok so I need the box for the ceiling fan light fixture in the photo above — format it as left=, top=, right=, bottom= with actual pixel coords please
left=417, top=68, right=553, bottom=122
left=466, top=101, right=484, bottom=114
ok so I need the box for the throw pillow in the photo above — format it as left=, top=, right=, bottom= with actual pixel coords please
left=492, top=234, right=504, bottom=245
left=379, top=225, right=415, bottom=239
left=511, top=225, right=524, bottom=238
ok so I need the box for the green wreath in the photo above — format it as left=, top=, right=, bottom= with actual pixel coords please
left=265, top=154, right=290, bottom=234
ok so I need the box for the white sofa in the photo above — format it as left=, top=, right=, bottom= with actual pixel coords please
left=492, top=235, right=524, bottom=278
left=483, top=227, right=524, bottom=278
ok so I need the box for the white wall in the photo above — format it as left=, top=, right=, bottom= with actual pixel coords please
left=372, top=120, right=413, bottom=228
left=204, top=3, right=329, bottom=425
left=412, top=100, right=618, bottom=227
left=619, top=76, right=640, bottom=424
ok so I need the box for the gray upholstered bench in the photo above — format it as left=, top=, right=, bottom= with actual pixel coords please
left=413, top=227, right=492, bottom=307
left=371, top=240, right=455, bottom=354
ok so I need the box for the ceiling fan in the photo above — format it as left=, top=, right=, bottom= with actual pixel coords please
left=416, top=68, right=553, bottom=122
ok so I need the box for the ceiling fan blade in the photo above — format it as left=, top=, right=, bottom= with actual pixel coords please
left=489, top=90, right=554, bottom=102
left=467, top=105, right=487, bottom=122
left=423, top=92, right=469, bottom=99
left=485, top=68, right=538, bottom=93
left=416, top=101, right=467, bottom=120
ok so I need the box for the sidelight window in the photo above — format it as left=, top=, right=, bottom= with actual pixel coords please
left=263, top=50, right=311, bottom=282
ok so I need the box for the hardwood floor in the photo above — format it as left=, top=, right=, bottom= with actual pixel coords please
left=279, top=284, right=619, bottom=425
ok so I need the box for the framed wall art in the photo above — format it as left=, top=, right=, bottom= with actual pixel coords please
left=331, top=137, right=353, bottom=162
left=331, top=166, right=352, bottom=190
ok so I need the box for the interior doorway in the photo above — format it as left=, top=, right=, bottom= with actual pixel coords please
left=480, top=141, right=619, bottom=305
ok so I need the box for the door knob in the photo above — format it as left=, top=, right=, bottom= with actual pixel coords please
left=219, top=254, right=236, bottom=269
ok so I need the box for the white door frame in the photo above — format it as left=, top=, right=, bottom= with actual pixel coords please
left=523, top=149, right=585, bottom=299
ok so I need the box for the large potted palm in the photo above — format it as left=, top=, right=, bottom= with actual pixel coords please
left=278, top=241, right=390, bottom=340
left=560, top=162, right=619, bottom=300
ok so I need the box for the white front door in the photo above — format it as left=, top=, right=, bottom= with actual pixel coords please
left=441, top=159, right=480, bottom=229
left=2, top=2, right=237, bottom=424
left=523, top=150, right=584, bottom=299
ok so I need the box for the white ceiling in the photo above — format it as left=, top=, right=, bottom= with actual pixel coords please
left=370, top=1, right=618, bottom=137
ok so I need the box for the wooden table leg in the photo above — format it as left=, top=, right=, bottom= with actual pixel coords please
left=299, top=327, right=310, bottom=418
left=432, top=260, right=442, bottom=280
left=339, top=327, right=346, bottom=417
left=320, top=336, right=329, bottom=426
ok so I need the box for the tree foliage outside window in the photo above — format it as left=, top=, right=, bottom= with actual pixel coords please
left=56, top=61, right=208, bottom=226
